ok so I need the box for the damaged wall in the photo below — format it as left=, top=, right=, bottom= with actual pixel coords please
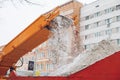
left=60, top=0, right=83, bottom=57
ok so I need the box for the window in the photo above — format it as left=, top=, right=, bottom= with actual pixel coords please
left=117, top=15, right=120, bottom=21
left=85, top=16, right=89, bottom=20
left=110, top=7, right=116, bottom=12
left=97, top=12, right=101, bottom=16
left=85, top=25, right=89, bottom=30
left=92, top=22, right=99, bottom=27
left=105, top=9, right=110, bottom=14
left=116, top=27, right=120, bottom=32
left=89, top=14, right=94, bottom=19
left=46, top=64, right=53, bottom=70
left=84, top=45, right=86, bottom=50
left=99, top=11, right=103, bottom=16
left=99, top=20, right=106, bottom=26
left=87, top=34, right=91, bottom=39
left=109, top=17, right=116, bottom=23
left=105, top=7, right=114, bottom=13
left=95, top=32, right=101, bottom=37
left=36, top=64, right=39, bottom=70
left=105, top=19, right=110, bottom=24
left=46, top=64, right=50, bottom=70
left=85, top=35, right=88, bottom=40
left=96, top=5, right=99, bottom=8
left=93, top=22, right=98, bottom=28
left=96, top=22, right=99, bottom=27
left=106, top=29, right=112, bottom=35
left=85, top=34, right=92, bottom=39
left=97, top=21, right=100, bottom=26
left=116, top=5, right=120, bottom=10
left=94, top=13, right=98, bottom=17
left=117, top=39, right=120, bottom=45
left=39, top=64, right=43, bottom=70
left=84, top=45, right=90, bottom=50
left=39, top=53, right=45, bottom=58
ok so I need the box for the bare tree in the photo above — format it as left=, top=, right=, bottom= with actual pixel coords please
left=11, top=0, right=42, bottom=7
left=24, top=0, right=41, bottom=5
left=0, top=0, right=42, bottom=8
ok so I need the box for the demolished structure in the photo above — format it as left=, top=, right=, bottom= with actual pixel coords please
left=32, top=1, right=83, bottom=75
left=49, top=40, right=120, bottom=76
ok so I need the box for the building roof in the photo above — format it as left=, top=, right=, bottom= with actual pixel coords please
left=60, top=0, right=82, bottom=7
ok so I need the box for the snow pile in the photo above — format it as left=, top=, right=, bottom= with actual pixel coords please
left=49, top=40, right=120, bottom=76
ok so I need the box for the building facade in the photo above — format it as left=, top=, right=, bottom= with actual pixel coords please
left=80, top=0, right=120, bottom=50
left=34, top=42, right=54, bottom=76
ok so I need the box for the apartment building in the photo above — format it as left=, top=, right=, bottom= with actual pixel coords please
left=80, top=0, right=120, bottom=50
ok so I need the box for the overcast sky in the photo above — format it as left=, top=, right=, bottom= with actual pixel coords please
left=0, top=0, right=96, bottom=46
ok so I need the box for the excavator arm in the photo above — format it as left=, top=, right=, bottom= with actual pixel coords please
left=0, top=7, right=60, bottom=76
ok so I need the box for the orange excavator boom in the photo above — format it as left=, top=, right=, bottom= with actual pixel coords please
left=0, top=7, right=60, bottom=76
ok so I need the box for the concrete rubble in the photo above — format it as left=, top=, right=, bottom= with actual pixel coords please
left=47, top=15, right=74, bottom=67
left=49, top=40, right=120, bottom=76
